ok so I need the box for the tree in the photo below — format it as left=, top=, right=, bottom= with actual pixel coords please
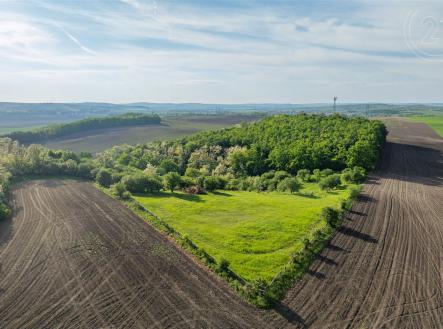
left=163, top=172, right=182, bottom=192
left=319, top=174, right=341, bottom=190
left=277, top=177, right=301, bottom=193
left=322, top=207, right=341, bottom=228
left=158, top=159, right=179, bottom=175
left=96, top=169, right=113, bottom=187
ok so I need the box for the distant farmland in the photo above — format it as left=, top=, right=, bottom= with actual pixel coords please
left=407, top=115, right=443, bottom=137
left=44, top=115, right=262, bottom=153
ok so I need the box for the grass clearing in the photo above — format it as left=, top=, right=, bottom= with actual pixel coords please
left=407, top=116, right=443, bottom=137
left=134, top=183, right=353, bottom=282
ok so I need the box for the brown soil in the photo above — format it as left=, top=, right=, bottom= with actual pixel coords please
left=264, top=120, right=443, bottom=328
left=0, top=180, right=270, bottom=329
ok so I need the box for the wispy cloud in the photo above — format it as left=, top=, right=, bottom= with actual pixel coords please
left=0, top=0, right=442, bottom=103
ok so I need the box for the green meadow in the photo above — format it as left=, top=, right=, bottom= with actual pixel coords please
left=134, top=183, right=353, bottom=281
left=407, top=116, right=443, bottom=137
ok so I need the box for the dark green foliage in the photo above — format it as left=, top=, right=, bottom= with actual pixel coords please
left=318, top=174, right=341, bottom=190
left=0, top=203, right=11, bottom=220
left=96, top=169, right=113, bottom=187
left=77, top=162, right=95, bottom=179
left=4, top=113, right=161, bottom=144
left=158, top=159, right=180, bottom=175
left=341, top=166, right=366, bottom=184
left=203, top=176, right=224, bottom=191
left=217, top=258, right=230, bottom=273
left=322, top=207, right=341, bottom=228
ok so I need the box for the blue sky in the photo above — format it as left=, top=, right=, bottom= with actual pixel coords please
left=0, top=0, right=442, bottom=103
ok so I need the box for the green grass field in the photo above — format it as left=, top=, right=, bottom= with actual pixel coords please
left=407, top=116, right=443, bottom=137
left=134, top=183, right=352, bottom=282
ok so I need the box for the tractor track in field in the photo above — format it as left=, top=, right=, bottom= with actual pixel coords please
left=0, top=119, right=442, bottom=328
left=264, top=120, right=443, bottom=328
left=0, top=180, right=271, bottom=329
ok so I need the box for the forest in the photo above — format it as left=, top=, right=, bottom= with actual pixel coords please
left=2, top=112, right=161, bottom=144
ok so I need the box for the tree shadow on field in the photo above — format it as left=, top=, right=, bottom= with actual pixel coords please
left=296, top=192, right=320, bottom=199
left=143, top=192, right=205, bottom=202
left=307, top=269, right=326, bottom=279
left=210, top=191, right=233, bottom=197
left=274, top=302, right=307, bottom=328
left=338, top=226, right=378, bottom=244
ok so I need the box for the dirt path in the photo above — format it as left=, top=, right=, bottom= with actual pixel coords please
left=0, top=180, right=271, bottom=329
left=265, top=120, right=443, bottom=328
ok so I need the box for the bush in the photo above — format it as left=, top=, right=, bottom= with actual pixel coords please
left=0, top=203, right=11, bottom=220
left=341, top=166, right=366, bottom=184
left=277, top=177, right=302, bottom=193
left=203, top=176, right=224, bottom=191
left=296, top=169, right=310, bottom=182
left=318, top=174, right=341, bottom=190
left=320, top=168, right=334, bottom=177
left=322, top=207, right=341, bottom=228
left=311, top=169, right=321, bottom=182
left=96, top=168, right=113, bottom=187
left=163, top=172, right=182, bottom=192
left=274, top=170, right=291, bottom=181
left=111, top=182, right=131, bottom=199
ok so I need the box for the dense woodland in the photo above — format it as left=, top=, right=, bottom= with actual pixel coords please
left=3, top=112, right=161, bottom=144
left=0, top=114, right=386, bottom=221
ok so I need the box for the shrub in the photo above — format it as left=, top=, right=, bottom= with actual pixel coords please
left=277, top=177, right=302, bottom=193
left=0, top=203, right=11, bottom=220
left=322, top=207, right=341, bottom=228
left=111, top=182, right=131, bottom=199
left=274, top=170, right=291, bottom=181
left=203, top=176, right=224, bottom=191
left=163, top=172, right=182, bottom=192
left=319, top=174, right=341, bottom=190
left=341, top=166, right=366, bottom=184
left=320, top=168, right=334, bottom=177
left=96, top=168, right=113, bottom=187
left=311, top=169, right=321, bottom=182
left=296, top=169, right=310, bottom=182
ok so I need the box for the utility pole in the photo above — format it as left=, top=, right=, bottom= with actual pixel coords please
left=333, top=96, right=337, bottom=112
left=366, top=104, right=369, bottom=118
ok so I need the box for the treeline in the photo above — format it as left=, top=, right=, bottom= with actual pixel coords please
left=98, top=113, right=386, bottom=176
left=3, top=112, right=161, bottom=144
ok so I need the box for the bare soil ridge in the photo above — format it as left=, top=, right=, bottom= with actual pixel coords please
left=264, top=120, right=443, bottom=328
left=0, top=180, right=270, bottom=328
